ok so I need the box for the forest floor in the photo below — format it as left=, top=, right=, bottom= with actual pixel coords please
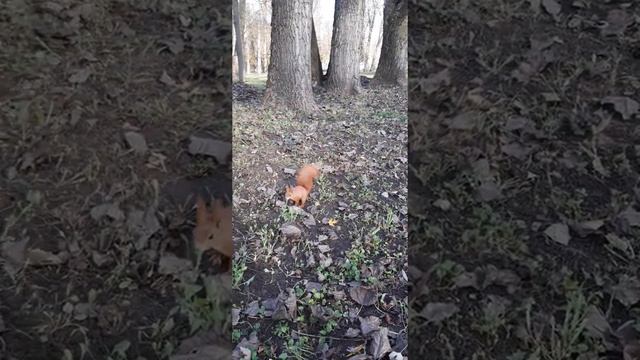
left=0, top=1, right=232, bottom=359
left=232, top=79, right=408, bottom=359
left=411, top=1, right=640, bottom=359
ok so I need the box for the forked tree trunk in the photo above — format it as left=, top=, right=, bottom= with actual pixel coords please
left=232, top=0, right=246, bottom=83
left=264, top=0, right=316, bottom=112
left=311, top=19, right=323, bottom=84
left=326, top=0, right=364, bottom=95
left=373, top=0, right=407, bottom=86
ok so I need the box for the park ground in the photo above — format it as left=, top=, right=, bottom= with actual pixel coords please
left=231, top=76, right=408, bottom=359
left=410, top=1, right=640, bottom=359
left=1, top=1, right=232, bottom=359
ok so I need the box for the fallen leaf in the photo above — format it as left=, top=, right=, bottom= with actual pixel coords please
left=1, top=237, right=28, bottom=269
left=160, top=71, right=176, bottom=86
left=349, top=286, right=378, bottom=306
left=624, top=341, right=640, bottom=360
left=542, top=0, right=561, bottom=16
left=160, top=38, right=184, bottom=55
left=422, top=68, right=450, bottom=95
left=158, top=254, right=192, bottom=275
left=482, top=295, right=511, bottom=319
left=244, top=301, right=259, bottom=317
left=610, top=275, right=640, bottom=307
left=542, top=92, right=561, bottom=102
left=112, top=340, right=131, bottom=357
left=359, top=315, right=381, bottom=336
left=69, top=68, right=91, bottom=83
left=188, top=136, right=231, bottom=164
left=453, top=272, right=478, bottom=289
left=127, top=207, right=161, bottom=250
left=26, top=248, right=68, bottom=266
left=420, top=302, right=459, bottom=324
left=91, top=251, right=112, bottom=267
left=433, top=199, right=451, bottom=211
left=369, top=327, right=392, bottom=360
left=447, top=112, right=480, bottom=130
left=90, top=203, right=124, bottom=221
left=602, top=96, right=639, bottom=120
left=544, top=223, right=571, bottom=245
left=204, top=273, right=231, bottom=302
left=571, top=219, right=604, bottom=237
left=345, top=328, right=360, bottom=337
left=280, top=224, right=301, bottom=239
left=602, top=9, right=632, bottom=36
left=605, top=233, right=632, bottom=255
left=619, top=207, right=640, bottom=227
left=504, top=116, right=529, bottom=131
left=73, top=302, right=93, bottom=321
left=584, top=305, right=611, bottom=339
left=501, top=142, right=532, bottom=160
left=124, top=131, right=148, bottom=154
left=476, top=181, right=503, bottom=202
left=232, top=308, right=240, bottom=326
left=272, top=291, right=297, bottom=320
left=171, top=342, right=231, bottom=360
left=483, top=266, right=521, bottom=289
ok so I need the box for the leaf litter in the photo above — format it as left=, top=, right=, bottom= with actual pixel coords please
left=0, top=0, right=232, bottom=358
left=411, top=1, right=640, bottom=358
left=233, top=78, right=407, bottom=357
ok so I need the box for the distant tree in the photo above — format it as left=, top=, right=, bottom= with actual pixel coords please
left=232, top=0, right=246, bottom=83
left=326, top=0, right=364, bottom=95
left=373, top=0, right=407, bottom=86
left=264, top=0, right=316, bottom=112
left=362, top=0, right=383, bottom=72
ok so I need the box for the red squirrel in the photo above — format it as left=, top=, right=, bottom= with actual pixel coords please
left=193, top=197, right=233, bottom=262
left=285, top=165, right=320, bottom=208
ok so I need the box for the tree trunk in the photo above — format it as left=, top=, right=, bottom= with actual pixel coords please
left=232, top=24, right=238, bottom=81
left=264, top=0, right=316, bottom=112
left=232, top=0, right=246, bottom=83
left=256, top=31, right=262, bottom=74
left=311, top=19, right=323, bottom=84
left=326, top=0, right=364, bottom=95
left=369, top=23, right=383, bottom=72
left=373, top=0, right=407, bottom=86
left=364, top=5, right=378, bottom=71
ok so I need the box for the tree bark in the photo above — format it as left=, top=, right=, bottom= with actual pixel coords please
left=232, top=0, right=246, bottom=83
left=264, top=0, right=316, bottom=112
left=326, top=0, right=364, bottom=95
left=311, top=19, right=323, bottom=84
left=373, top=0, right=407, bottom=86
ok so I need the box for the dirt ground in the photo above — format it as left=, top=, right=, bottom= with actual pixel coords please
left=231, top=80, right=408, bottom=359
left=0, top=1, right=231, bottom=359
left=410, top=1, right=640, bottom=359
